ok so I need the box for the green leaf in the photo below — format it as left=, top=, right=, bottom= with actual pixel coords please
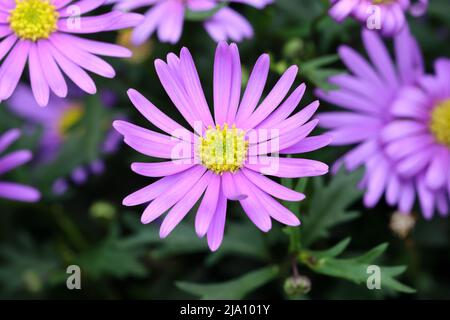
left=0, top=234, right=61, bottom=296
left=122, top=214, right=269, bottom=262
left=348, top=243, right=387, bottom=264
left=300, top=239, right=415, bottom=294
left=308, top=237, right=351, bottom=259
left=83, top=95, right=108, bottom=162
left=206, top=221, right=270, bottom=266
left=301, top=54, right=342, bottom=90
left=276, top=0, right=325, bottom=23
left=300, top=168, right=363, bottom=247
left=176, top=266, right=279, bottom=299
left=76, top=224, right=149, bottom=280
left=428, top=0, right=450, bottom=21
left=122, top=214, right=207, bottom=258
left=302, top=55, right=340, bottom=70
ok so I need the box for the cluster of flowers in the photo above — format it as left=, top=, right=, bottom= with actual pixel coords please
left=107, top=0, right=274, bottom=44
left=317, top=28, right=450, bottom=219
left=0, top=0, right=447, bottom=250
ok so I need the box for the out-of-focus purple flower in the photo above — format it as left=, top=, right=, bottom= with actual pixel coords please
left=0, top=0, right=143, bottom=107
left=90, top=159, right=106, bottom=175
left=317, top=29, right=424, bottom=211
left=0, top=129, right=40, bottom=202
left=329, top=0, right=429, bottom=37
left=381, top=59, right=450, bottom=218
left=71, top=166, right=88, bottom=184
left=112, top=0, right=273, bottom=44
left=52, top=159, right=108, bottom=195
left=7, top=84, right=80, bottom=163
left=6, top=85, right=121, bottom=195
left=114, top=42, right=330, bottom=251
left=52, top=178, right=68, bottom=195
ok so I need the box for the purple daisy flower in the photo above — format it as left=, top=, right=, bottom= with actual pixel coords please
left=0, top=0, right=143, bottom=107
left=316, top=28, right=448, bottom=218
left=112, top=0, right=273, bottom=45
left=381, top=59, right=450, bottom=218
left=0, top=129, right=41, bottom=202
left=6, top=84, right=122, bottom=195
left=114, top=42, right=330, bottom=251
left=6, top=84, right=81, bottom=163
left=329, top=0, right=428, bottom=36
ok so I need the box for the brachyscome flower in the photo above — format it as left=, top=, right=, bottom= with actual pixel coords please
left=382, top=59, right=450, bottom=218
left=316, top=28, right=428, bottom=216
left=6, top=84, right=122, bottom=195
left=114, top=42, right=330, bottom=251
left=0, top=0, right=143, bottom=107
left=0, top=129, right=40, bottom=202
left=111, top=0, right=273, bottom=45
left=329, top=0, right=429, bottom=37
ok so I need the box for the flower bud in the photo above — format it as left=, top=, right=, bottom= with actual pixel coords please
left=284, top=275, right=311, bottom=296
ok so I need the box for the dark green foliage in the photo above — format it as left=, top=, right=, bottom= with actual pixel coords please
left=1, top=0, right=449, bottom=300
left=300, top=168, right=363, bottom=247
left=177, top=266, right=279, bottom=299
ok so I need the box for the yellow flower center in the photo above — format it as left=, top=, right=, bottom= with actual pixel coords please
left=430, top=99, right=450, bottom=147
left=59, top=104, right=84, bottom=136
left=198, top=124, right=248, bottom=175
left=9, top=0, right=59, bottom=41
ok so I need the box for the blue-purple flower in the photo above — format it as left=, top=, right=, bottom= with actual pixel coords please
left=381, top=58, right=450, bottom=218
left=0, top=0, right=142, bottom=107
left=112, top=0, right=273, bottom=44
left=114, top=42, right=330, bottom=250
left=6, top=84, right=122, bottom=195
left=316, top=28, right=434, bottom=217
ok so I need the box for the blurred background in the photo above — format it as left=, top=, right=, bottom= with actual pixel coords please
left=0, top=0, right=450, bottom=299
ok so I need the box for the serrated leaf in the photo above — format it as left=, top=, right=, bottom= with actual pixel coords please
left=301, top=168, right=363, bottom=247
left=300, top=240, right=415, bottom=294
left=302, top=55, right=340, bottom=70
left=122, top=214, right=269, bottom=262
left=301, top=55, right=342, bottom=90
left=76, top=224, right=149, bottom=280
left=309, top=237, right=351, bottom=259
left=122, top=214, right=206, bottom=258
left=348, top=243, right=388, bottom=264
left=176, top=266, right=279, bottom=299
left=206, top=221, right=270, bottom=266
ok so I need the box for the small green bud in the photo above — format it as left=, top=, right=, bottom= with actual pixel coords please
left=284, top=275, right=311, bottom=296
left=283, top=39, right=304, bottom=59
left=90, top=201, right=116, bottom=220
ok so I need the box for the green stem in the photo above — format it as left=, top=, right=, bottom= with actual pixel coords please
left=284, top=178, right=309, bottom=254
left=49, top=204, right=89, bottom=252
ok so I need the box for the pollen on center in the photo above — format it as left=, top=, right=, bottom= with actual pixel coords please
left=9, top=0, right=59, bottom=41
left=198, top=124, right=248, bottom=175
